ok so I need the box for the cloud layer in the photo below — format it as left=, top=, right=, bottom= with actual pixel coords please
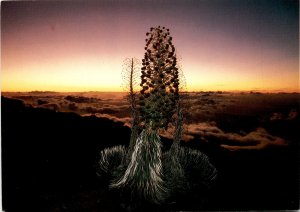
left=186, top=123, right=289, bottom=150
left=3, top=91, right=298, bottom=151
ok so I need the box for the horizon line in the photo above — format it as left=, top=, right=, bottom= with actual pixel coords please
left=1, top=89, right=300, bottom=94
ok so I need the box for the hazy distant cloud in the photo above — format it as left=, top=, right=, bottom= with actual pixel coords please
left=80, top=104, right=130, bottom=116
left=93, top=113, right=131, bottom=127
left=182, top=93, right=230, bottom=124
left=84, top=106, right=99, bottom=114
left=65, top=95, right=100, bottom=103
left=219, top=128, right=289, bottom=151
left=184, top=122, right=289, bottom=151
left=187, top=122, right=223, bottom=137
left=68, top=103, right=78, bottom=111
left=39, top=103, right=60, bottom=111
left=96, top=104, right=129, bottom=114
left=159, top=125, right=194, bottom=141
left=37, top=99, right=49, bottom=105
left=97, top=107, right=119, bottom=114
left=27, top=94, right=131, bottom=118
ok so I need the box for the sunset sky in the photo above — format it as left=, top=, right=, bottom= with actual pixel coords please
left=1, top=0, right=299, bottom=92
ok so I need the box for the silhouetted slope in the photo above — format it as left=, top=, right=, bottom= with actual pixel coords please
left=1, top=96, right=130, bottom=211
left=1, top=96, right=299, bottom=211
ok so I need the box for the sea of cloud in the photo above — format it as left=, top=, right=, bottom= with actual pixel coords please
left=3, top=91, right=298, bottom=151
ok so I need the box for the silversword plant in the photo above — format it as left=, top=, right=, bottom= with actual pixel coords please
left=98, top=26, right=217, bottom=206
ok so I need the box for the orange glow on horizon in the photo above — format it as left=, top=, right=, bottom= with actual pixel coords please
left=2, top=54, right=299, bottom=93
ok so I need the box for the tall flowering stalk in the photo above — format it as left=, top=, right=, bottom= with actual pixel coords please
left=139, top=26, right=180, bottom=130
left=121, top=58, right=140, bottom=161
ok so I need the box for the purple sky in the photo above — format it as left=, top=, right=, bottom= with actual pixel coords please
left=1, top=0, right=299, bottom=92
